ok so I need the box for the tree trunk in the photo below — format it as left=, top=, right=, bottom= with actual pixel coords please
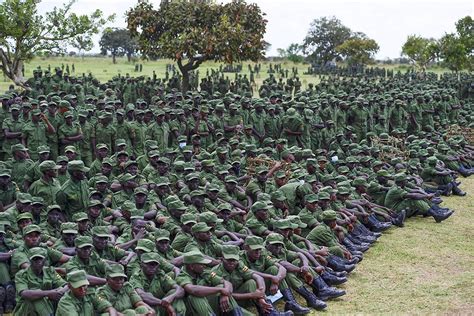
left=181, top=70, right=190, bottom=93
left=112, top=54, right=117, bottom=64
left=127, top=54, right=131, bottom=62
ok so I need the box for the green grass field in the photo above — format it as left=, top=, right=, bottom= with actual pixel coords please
left=0, top=56, right=429, bottom=94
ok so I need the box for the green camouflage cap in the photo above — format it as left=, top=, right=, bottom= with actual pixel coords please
left=118, top=173, right=135, bottom=182
left=288, top=215, right=308, bottom=228
left=141, top=252, right=161, bottom=264
left=67, top=270, right=89, bottom=288
left=251, top=201, right=270, bottom=212
left=88, top=200, right=103, bottom=208
left=270, top=190, right=286, bottom=201
left=29, top=247, right=47, bottom=260
left=275, top=218, right=298, bottom=230
left=394, top=173, right=407, bottom=182
left=39, top=160, right=59, bottom=172
left=244, top=235, right=264, bottom=250
left=72, top=212, right=88, bottom=222
left=68, top=160, right=89, bottom=173
left=23, top=224, right=41, bottom=235
left=75, top=235, right=93, bottom=248
left=181, top=213, right=197, bottom=225
left=134, top=186, right=148, bottom=195
left=92, top=226, right=110, bottom=238
left=18, top=193, right=32, bottom=203
left=37, top=145, right=50, bottom=154
left=61, top=222, right=78, bottom=234
left=222, top=245, right=240, bottom=260
left=190, top=189, right=206, bottom=198
left=64, top=145, right=77, bottom=153
left=352, top=177, right=368, bottom=187
left=192, top=222, right=212, bottom=233
left=198, top=211, right=223, bottom=224
left=305, top=194, right=318, bottom=203
left=168, top=200, right=187, bottom=211
left=266, top=233, right=285, bottom=245
left=376, top=170, right=391, bottom=177
left=317, top=191, right=331, bottom=200
left=217, top=203, right=232, bottom=212
left=0, top=169, right=11, bottom=177
left=153, top=228, right=170, bottom=241
left=17, top=212, right=33, bottom=222
left=107, top=264, right=127, bottom=278
left=31, top=196, right=44, bottom=205
left=136, top=239, right=155, bottom=252
left=322, top=210, right=337, bottom=221
left=11, top=143, right=28, bottom=152
left=183, top=250, right=212, bottom=264
left=130, top=208, right=145, bottom=220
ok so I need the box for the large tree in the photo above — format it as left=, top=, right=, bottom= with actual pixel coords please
left=438, top=16, right=473, bottom=72
left=0, top=0, right=114, bottom=89
left=401, top=35, right=439, bottom=71
left=302, top=16, right=352, bottom=65
left=99, top=28, right=138, bottom=63
left=336, top=35, right=380, bottom=67
left=127, top=0, right=267, bottom=92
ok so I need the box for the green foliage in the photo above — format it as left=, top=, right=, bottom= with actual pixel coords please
left=336, top=36, right=380, bottom=66
left=0, top=0, right=114, bottom=88
left=99, top=28, right=138, bottom=63
left=401, top=35, right=440, bottom=71
left=277, top=43, right=305, bottom=63
left=438, top=16, right=473, bottom=72
left=302, top=16, right=352, bottom=65
left=127, top=0, right=267, bottom=91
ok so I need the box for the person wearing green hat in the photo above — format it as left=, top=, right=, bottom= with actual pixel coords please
left=154, top=229, right=183, bottom=264
left=184, top=222, right=224, bottom=260
left=298, top=193, right=322, bottom=237
left=28, top=160, right=61, bottom=206
left=130, top=252, right=187, bottom=315
left=56, top=269, right=114, bottom=316
left=210, top=244, right=292, bottom=316
left=21, top=108, right=56, bottom=160
left=2, top=103, right=23, bottom=158
left=306, top=210, right=352, bottom=260
left=420, top=156, right=463, bottom=196
left=385, top=173, right=453, bottom=222
left=146, top=110, right=170, bottom=152
left=96, top=263, right=154, bottom=316
left=176, top=250, right=243, bottom=316
left=92, top=112, right=116, bottom=154
left=56, top=160, right=90, bottom=221
left=52, top=222, right=78, bottom=256
left=63, top=235, right=108, bottom=287
left=58, top=110, right=83, bottom=156
left=11, top=224, right=70, bottom=275
left=169, top=213, right=197, bottom=253
left=0, top=169, right=17, bottom=212
left=7, top=143, right=34, bottom=190
left=241, top=235, right=310, bottom=315
left=13, top=247, right=68, bottom=316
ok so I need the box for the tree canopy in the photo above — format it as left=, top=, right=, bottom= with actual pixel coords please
left=302, top=16, right=352, bottom=65
left=401, top=35, right=439, bottom=71
left=0, top=0, right=114, bottom=89
left=127, top=0, right=267, bottom=92
left=438, top=16, right=473, bottom=72
left=336, top=35, right=380, bottom=67
left=99, top=28, right=138, bottom=64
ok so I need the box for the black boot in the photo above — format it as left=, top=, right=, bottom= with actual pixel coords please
left=347, top=233, right=374, bottom=245
left=327, top=255, right=356, bottom=273
left=356, top=223, right=382, bottom=238
left=366, top=214, right=392, bottom=232
left=321, top=271, right=347, bottom=285
left=4, top=283, right=15, bottom=313
left=311, top=276, right=346, bottom=301
left=343, top=238, right=370, bottom=252
left=391, top=210, right=406, bottom=227
left=452, top=185, right=466, bottom=196
left=295, top=286, right=327, bottom=310
left=280, top=288, right=310, bottom=315
left=426, top=207, right=454, bottom=223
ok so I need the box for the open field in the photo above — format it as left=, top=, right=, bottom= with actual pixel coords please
left=295, top=177, right=474, bottom=315
left=0, top=56, right=451, bottom=94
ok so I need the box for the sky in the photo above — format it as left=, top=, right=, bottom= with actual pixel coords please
left=37, top=0, right=473, bottom=59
